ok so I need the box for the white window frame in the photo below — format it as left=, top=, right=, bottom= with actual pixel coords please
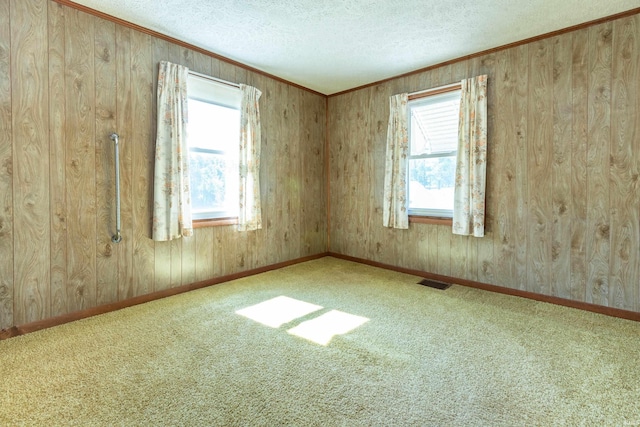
left=407, top=85, right=461, bottom=219
left=187, top=73, right=241, bottom=221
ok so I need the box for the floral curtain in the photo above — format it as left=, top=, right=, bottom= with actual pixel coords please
left=152, top=61, right=193, bottom=241
left=383, top=93, right=410, bottom=229
left=452, top=75, right=488, bottom=237
left=238, top=84, right=263, bottom=231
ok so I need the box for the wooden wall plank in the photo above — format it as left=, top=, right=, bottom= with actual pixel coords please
left=276, top=79, right=291, bottom=264
left=352, top=89, right=368, bottom=264
left=585, top=22, right=612, bottom=306
left=343, top=90, right=360, bottom=260
left=0, top=0, right=14, bottom=330
left=279, top=82, right=292, bottom=263
left=166, top=44, right=184, bottom=287
left=48, top=2, right=67, bottom=316
left=551, top=35, right=573, bottom=299
left=470, top=54, right=496, bottom=284
left=299, top=90, right=312, bottom=256
left=288, top=85, right=301, bottom=261
left=328, top=95, right=338, bottom=253
left=316, top=94, right=328, bottom=253
left=235, top=64, right=248, bottom=85
left=363, top=87, right=377, bottom=262
left=152, top=37, right=171, bottom=291
left=329, top=89, right=342, bottom=259
left=570, top=29, right=589, bottom=302
left=370, top=86, right=385, bottom=263
left=338, top=90, right=351, bottom=258
left=436, top=223, right=451, bottom=276
left=366, top=86, right=384, bottom=263
left=115, top=25, right=134, bottom=301
left=632, top=15, right=640, bottom=313
left=513, top=44, right=529, bottom=290
left=526, top=40, right=553, bottom=295
left=344, top=89, right=357, bottom=260
left=211, top=225, right=224, bottom=278
left=130, top=30, right=155, bottom=296
left=609, top=16, right=639, bottom=310
left=94, top=16, right=118, bottom=306
left=326, top=96, right=339, bottom=252
left=413, top=225, right=429, bottom=274
left=169, top=224, right=182, bottom=287
left=264, top=77, right=280, bottom=266
left=493, top=49, right=517, bottom=288
left=11, top=0, right=51, bottom=325
left=571, top=29, right=589, bottom=301
left=194, top=222, right=214, bottom=282
left=65, top=7, right=96, bottom=312
left=356, top=88, right=370, bottom=257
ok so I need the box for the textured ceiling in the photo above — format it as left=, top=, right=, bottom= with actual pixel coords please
left=72, top=0, right=639, bottom=95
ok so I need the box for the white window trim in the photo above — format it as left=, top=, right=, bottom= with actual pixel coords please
left=187, top=73, right=241, bottom=221
left=406, top=86, right=461, bottom=219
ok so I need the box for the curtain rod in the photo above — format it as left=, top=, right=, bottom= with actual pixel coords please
left=409, top=81, right=460, bottom=97
left=188, top=70, right=240, bottom=89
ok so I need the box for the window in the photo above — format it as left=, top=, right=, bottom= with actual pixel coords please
left=187, top=74, right=241, bottom=220
left=407, top=87, right=461, bottom=218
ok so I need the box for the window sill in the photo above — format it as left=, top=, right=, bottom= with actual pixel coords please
left=193, top=217, right=238, bottom=228
left=409, top=216, right=453, bottom=226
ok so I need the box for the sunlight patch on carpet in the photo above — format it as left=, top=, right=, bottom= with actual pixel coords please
left=236, top=296, right=323, bottom=328
left=287, top=310, right=370, bottom=346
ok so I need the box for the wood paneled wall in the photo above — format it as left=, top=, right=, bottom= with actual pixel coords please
left=0, top=0, right=327, bottom=330
left=1, top=0, right=637, bottom=331
left=329, top=14, right=640, bottom=312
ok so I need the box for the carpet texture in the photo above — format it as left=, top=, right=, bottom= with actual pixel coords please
left=1, top=257, right=639, bottom=426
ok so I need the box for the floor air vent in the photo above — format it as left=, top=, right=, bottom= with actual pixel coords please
left=417, top=279, right=452, bottom=290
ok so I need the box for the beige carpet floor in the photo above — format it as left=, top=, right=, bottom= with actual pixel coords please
left=1, top=257, right=639, bottom=426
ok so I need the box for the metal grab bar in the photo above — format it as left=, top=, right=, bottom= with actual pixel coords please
left=110, top=133, right=122, bottom=243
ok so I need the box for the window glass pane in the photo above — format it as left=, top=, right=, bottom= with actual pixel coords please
left=409, top=90, right=460, bottom=156
left=409, top=156, right=456, bottom=210
left=189, top=152, right=239, bottom=217
left=187, top=99, right=240, bottom=152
